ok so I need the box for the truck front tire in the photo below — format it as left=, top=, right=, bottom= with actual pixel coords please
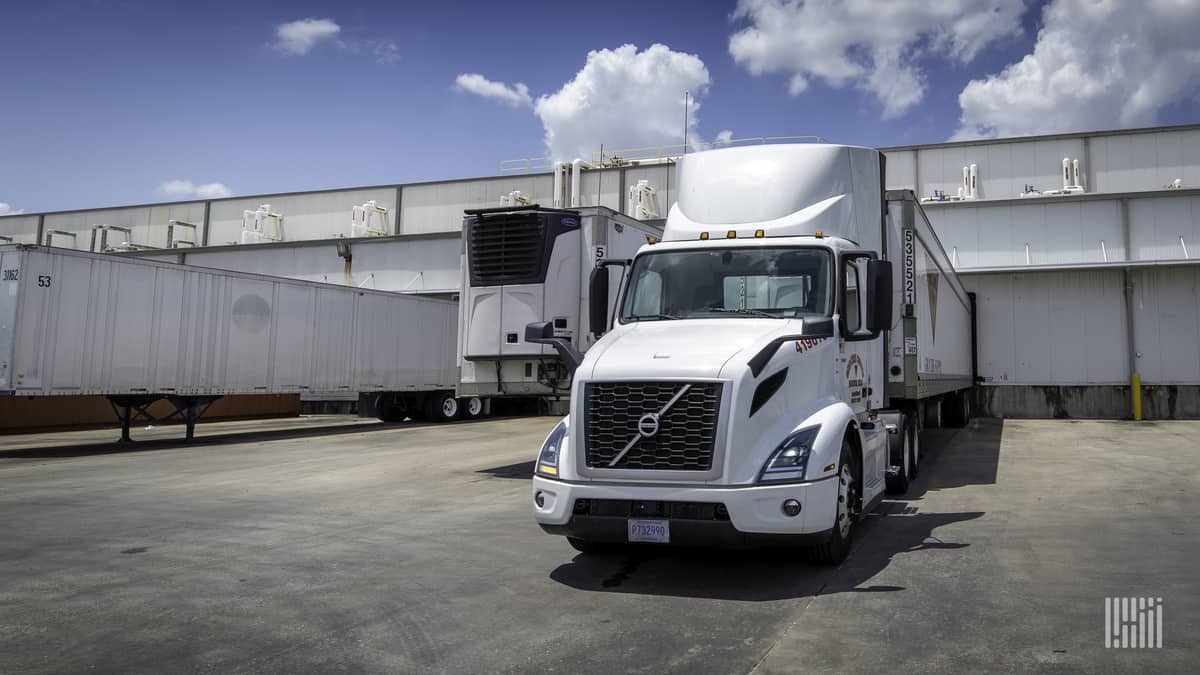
left=810, top=439, right=858, bottom=565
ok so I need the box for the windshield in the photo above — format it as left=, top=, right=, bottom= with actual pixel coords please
left=620, top=247, right=833, bottom=321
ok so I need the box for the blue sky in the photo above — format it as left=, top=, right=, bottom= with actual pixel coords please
left=2, top=0, right=1198, bottom=214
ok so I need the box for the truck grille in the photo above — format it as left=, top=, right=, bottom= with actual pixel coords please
left=583, top=381, right=722, bottom=471
left=467, top=213, right=546, bottom=286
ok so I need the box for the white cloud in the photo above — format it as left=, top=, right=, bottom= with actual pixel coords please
left=274, top=17, right=341, bottom=55
left=534, top=44, right=710, bottom=160
left=159, top=180, right=232, bottom=199
left=715, top=129, right=734, bottom=145
left=0, top=202, right=23, bottom=216
left=728, top=0, right=1027, bottom=118
left=954, top=0, right=1200, bottom=139
left=455, top=74, right=532, bottom=107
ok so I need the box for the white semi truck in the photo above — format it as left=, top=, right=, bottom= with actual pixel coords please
left=529, top=143, right=974, bottom=563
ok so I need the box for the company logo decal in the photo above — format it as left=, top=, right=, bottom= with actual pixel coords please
left=846, top=353, right=866, bottom=405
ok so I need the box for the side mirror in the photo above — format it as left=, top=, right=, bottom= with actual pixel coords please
left=524, top=321, right=555, bottom=343
left=525, top=321, right=583, bottom=372
left=866, top=259, right=893, bottom=333
left=589, top=265, right=610, bottom=338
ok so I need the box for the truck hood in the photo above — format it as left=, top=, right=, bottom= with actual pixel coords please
left=584, top=319, right=797, bottom=380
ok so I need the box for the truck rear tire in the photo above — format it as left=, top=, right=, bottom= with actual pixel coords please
left=885, top=415, right=914, bottom=494
left=427, top=391, right=459, bottom=423
left=810, top=439, right=858, bottom=565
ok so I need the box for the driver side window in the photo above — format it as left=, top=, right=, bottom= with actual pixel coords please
left=842, top=256, right=872, bottom=338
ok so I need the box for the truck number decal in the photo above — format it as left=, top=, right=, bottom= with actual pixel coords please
left=37, top=275, right=52, bottom=288
left=2, top=269, right=17, bottom=281
left=594, top=246, right=607, bottom=264
left=902, top=228, right=915, bottom=305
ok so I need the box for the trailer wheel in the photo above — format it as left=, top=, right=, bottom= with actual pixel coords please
left=427, top=391, right=459, bottom=423
left=811, top=439, right=858, bottom=565
left=885, top=415, right=912, bottom=494
left=923, top=397, right=943, bottom=429
left=460, top=396, right=485, bottom=420
left=945, top=390, right=971, bottom=428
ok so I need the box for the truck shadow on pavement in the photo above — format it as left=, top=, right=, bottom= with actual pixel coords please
left=547, top=418, right=1003, bottom=601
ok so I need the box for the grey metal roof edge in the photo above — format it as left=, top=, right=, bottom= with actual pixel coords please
left=920, top=187, right=1200, bottom=210
left=955, top=257, right=1200, bottom=275
left=879, top=122, right=1200, bottom=153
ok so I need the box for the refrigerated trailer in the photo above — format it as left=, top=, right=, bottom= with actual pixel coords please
left=529, top=143, right=975, bottom=563
left=457, top=206, right=662, bottom=403
left=0, top=244, right=464, bottom=439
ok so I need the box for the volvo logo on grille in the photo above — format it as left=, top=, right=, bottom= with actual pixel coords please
left=607, top=384, right=693, bottom=467
left=637, top=413, right=660, bottom=438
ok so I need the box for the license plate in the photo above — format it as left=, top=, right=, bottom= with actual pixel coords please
left=627, top=519, right=669, bottom=543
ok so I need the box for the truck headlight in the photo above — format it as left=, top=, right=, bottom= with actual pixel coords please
left=758, top=426, right=820, bottom=483
left=535, top=419, right=568, bottom=478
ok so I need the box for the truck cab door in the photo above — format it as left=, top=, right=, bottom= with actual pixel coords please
left=840, top=252, right=892, bottom=497
left=839, top=254, right=883, bottom=414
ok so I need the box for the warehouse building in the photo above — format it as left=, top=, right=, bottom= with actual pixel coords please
left=2, top=123, right=1198, bottom=419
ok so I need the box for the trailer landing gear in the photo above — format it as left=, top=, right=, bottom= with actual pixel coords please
left=107, top=395, right=222, bottom=443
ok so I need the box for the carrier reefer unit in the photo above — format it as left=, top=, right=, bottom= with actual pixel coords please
left=457, top=206, right=662, bottom=400
left=529, top=144, right=974, bottom=563
left=0, top=244, right=467, bottom=439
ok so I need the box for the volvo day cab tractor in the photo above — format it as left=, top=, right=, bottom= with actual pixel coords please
left=528, top=143, right=973, bottom=563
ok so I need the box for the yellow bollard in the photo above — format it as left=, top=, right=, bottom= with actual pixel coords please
left=1131, top=372, right=1143, bottom=421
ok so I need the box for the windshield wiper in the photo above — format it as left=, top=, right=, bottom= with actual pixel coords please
left=707, top=308, right=782, bottom=319
left=628, top=313, right=682, bottom=321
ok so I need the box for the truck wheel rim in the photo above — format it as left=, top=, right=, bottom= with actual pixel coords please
left=443, top=398, right=457, bottom=417
left=902, top=432, right=910, bottom=478
left=837, top=463, right=854, bottom=539
left=467, top=398, right=482, bottom=415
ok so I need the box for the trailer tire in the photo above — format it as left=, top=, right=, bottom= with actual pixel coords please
left=945, top=390, right=971, bottom=428
left=460, top=396, right=485, bottom=420
left=427, top=391, right=459, bottom=423
left=885, top=415, right=913, bottom=494
left=923, top=397, right=943, bottom=429
left=810, top=439, right=858, bottom=565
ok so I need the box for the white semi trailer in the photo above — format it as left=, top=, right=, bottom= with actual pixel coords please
left=0, top=244, right=466, bottom=440
left=529, top=144, right=974, bottom=563
left=457, top=206, right=661, bottom=404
